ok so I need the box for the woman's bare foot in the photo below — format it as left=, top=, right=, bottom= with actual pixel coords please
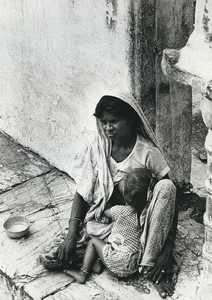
left=155, top=279, right=175, bottom=298
left=92, top=259, right=104, bottom=274
left=39, top=253, right=64, bottom=271
left=64, top=269, right=88, bottom=284
left=140, top=266, right=175, bottom=298
left=139, top=266, right=152, bottom=279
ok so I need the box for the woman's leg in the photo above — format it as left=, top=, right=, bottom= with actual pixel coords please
left=140, top=179, right=176, bottom=267
left=139, top=179, right=177, bottom=298
left=92, top=258, right=104, bottom=274
left=64, top=238, right=106, bottom=283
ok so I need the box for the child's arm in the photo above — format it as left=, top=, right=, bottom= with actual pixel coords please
left=104, top=208, right=112, bottom=218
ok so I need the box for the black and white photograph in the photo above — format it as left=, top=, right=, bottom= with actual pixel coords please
left=0, top=1, right=211, bottom=299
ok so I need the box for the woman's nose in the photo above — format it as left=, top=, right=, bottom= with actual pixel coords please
left=105, top=123, right=113, bottom=130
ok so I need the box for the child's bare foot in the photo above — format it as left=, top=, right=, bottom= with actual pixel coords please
left=92, top=259, right=104, bottom=274
left=154, top=279, right=175, bottom=298
left=64, top=269, right=88, bottom=284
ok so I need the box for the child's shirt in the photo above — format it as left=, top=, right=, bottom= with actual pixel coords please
left=107, top=205, right=141, bottom=253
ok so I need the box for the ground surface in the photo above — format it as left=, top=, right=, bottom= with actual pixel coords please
left=0, top=103, right=207, bottom=300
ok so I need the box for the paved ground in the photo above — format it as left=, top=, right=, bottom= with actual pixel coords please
left=0, top=103, right=207, bottom=299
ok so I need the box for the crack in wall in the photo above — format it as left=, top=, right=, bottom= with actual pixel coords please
left=105, top=0, right=118, bottom=29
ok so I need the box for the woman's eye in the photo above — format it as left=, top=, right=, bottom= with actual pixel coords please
left=100, top=118, right=119, bottom=125
left=100, top=120, right=106, bottom=125
left=111, top=119, right=119, bottom=124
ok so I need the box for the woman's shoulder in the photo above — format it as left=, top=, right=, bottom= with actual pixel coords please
left=135, top=135, right=167, bottom=166
left=136, top=134, right=158, bottom=151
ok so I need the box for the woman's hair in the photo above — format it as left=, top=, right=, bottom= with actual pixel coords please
left=124, top=168, right=152, bottom=209
left=94, top=95, right=141, bottom=132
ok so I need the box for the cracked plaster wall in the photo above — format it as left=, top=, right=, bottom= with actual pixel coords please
left=0, top=0, right=133, bottom=176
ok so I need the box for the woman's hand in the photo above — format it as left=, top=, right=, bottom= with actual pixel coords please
left=57, top=232, right=77, bottom=267
left=56, top=191, right=88, bottom=267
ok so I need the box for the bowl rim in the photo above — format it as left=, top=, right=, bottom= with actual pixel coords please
left=3, top=216, right=30, bottom=232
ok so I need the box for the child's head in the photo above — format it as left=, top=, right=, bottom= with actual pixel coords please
left=123, top=168, right=152, bottom=209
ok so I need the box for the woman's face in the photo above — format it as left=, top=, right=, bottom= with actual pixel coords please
left=99, top=112, right=134, bottom=141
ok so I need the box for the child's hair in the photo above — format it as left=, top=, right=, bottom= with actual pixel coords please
left=123, top=168, right=152, bottom=209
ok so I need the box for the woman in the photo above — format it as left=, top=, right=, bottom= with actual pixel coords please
left=40, top=94, right=178, bottom=299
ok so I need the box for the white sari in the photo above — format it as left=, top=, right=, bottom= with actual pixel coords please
left=71, top=93, right=170, bottom=246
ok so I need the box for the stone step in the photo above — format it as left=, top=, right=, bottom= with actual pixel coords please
left=0, top=131, right=205, bottom=299
left=0, top=131, right=52, bottom=193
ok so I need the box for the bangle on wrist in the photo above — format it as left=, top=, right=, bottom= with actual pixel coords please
left=69, top=217, right=82, bottom=227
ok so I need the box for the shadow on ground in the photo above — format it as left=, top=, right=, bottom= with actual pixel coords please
left=177, top=192, right=206, bottom=224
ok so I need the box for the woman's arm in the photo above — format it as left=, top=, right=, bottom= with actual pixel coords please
left=57, top=191, right=88, bottom=266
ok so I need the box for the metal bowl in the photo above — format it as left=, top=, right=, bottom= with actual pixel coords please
left=3, top=216, right=30, bottom=239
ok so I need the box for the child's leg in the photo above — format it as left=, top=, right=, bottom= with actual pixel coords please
left=64, top=238, right=106, bottom=284
left=81, top=237, right=106, bottom=273
left=92, top=258, right=104, bottom=274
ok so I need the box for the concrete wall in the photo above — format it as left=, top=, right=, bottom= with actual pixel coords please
left=0, top=0, right=133, bottom=176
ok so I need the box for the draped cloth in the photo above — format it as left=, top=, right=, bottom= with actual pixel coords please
left=71, top=93, right=163, bottom=227
left=40, top=93, right=179, bottom=273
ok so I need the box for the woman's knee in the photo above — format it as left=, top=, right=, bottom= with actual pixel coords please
left=153, top=179, right=176, bottom=205
left=154, top=179, right=176, bottom=192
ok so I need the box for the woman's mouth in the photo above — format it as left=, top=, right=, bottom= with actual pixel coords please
left=106, top=131, right=115, bottom=137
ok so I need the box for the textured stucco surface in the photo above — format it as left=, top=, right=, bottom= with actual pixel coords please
left=176, top=0, right=212, bottom=82
left=0, top=0, right=132, bottom=176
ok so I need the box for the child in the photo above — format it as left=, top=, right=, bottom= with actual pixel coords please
left=64, top=168, right=151, bottom=283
